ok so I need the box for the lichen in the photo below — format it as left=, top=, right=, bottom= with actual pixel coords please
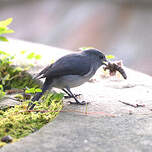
left=0, top=92, right=64, bottom=147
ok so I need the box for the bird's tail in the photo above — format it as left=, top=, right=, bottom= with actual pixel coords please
left=27, top=79, right=52, bottom=110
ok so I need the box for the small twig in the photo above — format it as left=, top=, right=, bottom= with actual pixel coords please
left=6, top=89, right=24, bottom=95
left=118, top=100, right=145, bottom=108
left=136, top=104, right=145, bottom=108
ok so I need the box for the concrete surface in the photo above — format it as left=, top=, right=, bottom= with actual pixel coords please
left=0, top=39, right=152, bottom=152
left=1, top=113, right=152, bottom=152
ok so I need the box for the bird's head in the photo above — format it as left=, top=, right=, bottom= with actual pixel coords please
left=82, top=48, right=108, bottom=66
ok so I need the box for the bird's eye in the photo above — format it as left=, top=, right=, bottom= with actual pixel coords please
left=100, top=56, right=104, bottom=60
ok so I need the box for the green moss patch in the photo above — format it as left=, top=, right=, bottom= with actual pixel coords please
left=0, top=50, right=64, bottom=147
left=0, top=93, right=64, bottom=147
left=0, top=65, right=41, bottom=90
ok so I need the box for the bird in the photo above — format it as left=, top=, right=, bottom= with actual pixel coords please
left=27, top=48, right=107, bottom=110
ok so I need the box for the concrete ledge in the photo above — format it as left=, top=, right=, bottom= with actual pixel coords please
left=1, top=39, right=152, bottom=152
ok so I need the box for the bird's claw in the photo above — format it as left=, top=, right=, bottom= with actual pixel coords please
left=64, top=94, right=81, bottom=99
left=69, top=100, right=89, bottom=105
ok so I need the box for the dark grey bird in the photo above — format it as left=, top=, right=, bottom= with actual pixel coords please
left=27, top=49, right=107, bottom=110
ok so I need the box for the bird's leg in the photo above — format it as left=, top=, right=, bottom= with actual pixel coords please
left=27, top=79, right=51, bottom=110
left=62, top=88, right=72, bottom=97
left=65, top=88, right=88, bottom=105
left=27, top=91, right=44, bottom=110
left=62, top=89, right=81, bottom=99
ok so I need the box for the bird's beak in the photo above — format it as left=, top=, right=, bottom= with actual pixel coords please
left=103, top=61, right=109, bottom=66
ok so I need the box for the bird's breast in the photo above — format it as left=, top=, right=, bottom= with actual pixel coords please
left=52, top=75, right=91, bottom=89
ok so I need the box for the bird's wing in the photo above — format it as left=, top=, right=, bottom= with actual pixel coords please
left=34, top=64, right=53, bottom=79
left=37, top=53, right=91, bottom=79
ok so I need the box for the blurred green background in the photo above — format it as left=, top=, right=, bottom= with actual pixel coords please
left=0, top=0, right=152, bottom=75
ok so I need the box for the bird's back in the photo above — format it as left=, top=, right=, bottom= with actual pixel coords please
left=35, top=53, right=91, bottom=79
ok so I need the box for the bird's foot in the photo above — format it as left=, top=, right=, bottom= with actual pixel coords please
left=64, top=94, right=81, bottom=99
left=69, top=100, right=89, bottom=105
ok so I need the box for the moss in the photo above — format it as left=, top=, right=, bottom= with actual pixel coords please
left=0, top=92, right=64, bottom=147
left=2, top=67, right=41, bottom=90
left=11, top=71, right=40, bottom=89
left=0, top=50, right=64, bottom=147
left=0, top=52, right=41, bottom=90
